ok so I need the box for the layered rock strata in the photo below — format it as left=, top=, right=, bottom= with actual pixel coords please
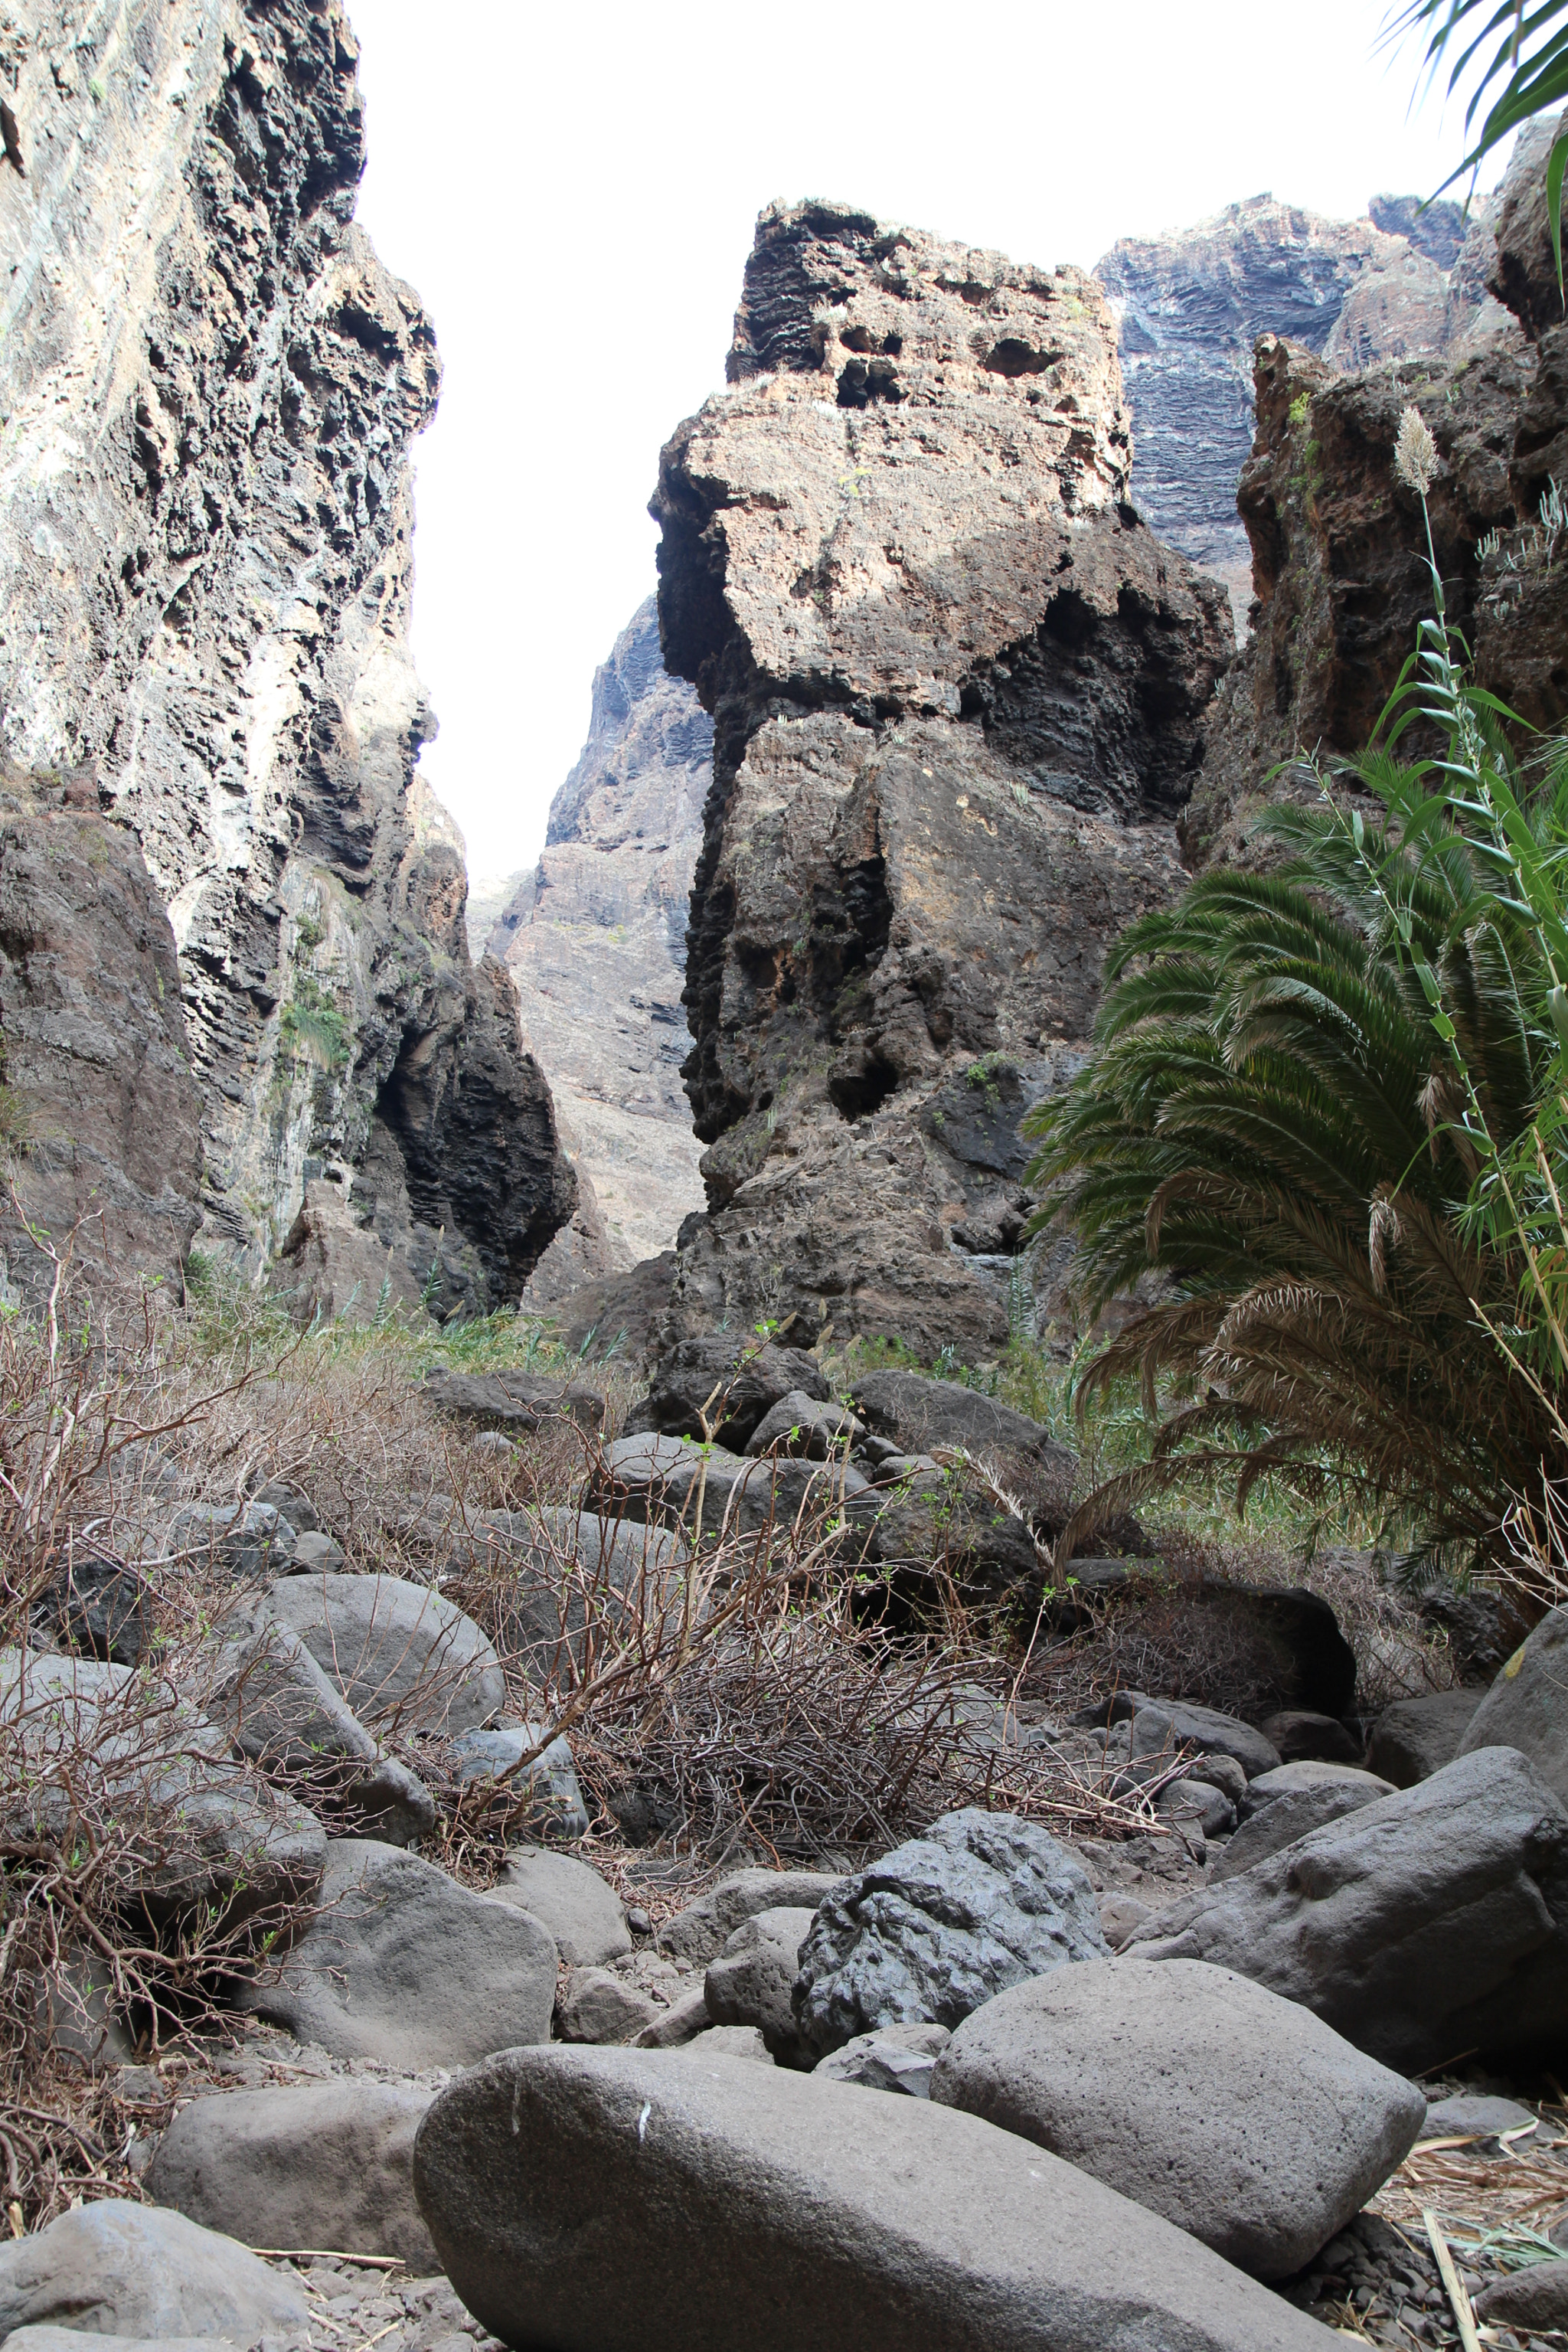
left=486, top=600, right=710, bottom=1302
left=1095, top=193, right=1516, bottom=629
left=0, top=0, right=572, bottom=1312
left=606, top=200, right=1232, bottom=1364
left=1184, top=117, right=1568, bottom=871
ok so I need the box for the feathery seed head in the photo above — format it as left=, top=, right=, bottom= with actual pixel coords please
left=1394, top=406, right=1440, bottom=497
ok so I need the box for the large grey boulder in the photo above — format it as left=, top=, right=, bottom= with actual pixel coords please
left=1089, top=1690, right=1282, bottom=1779
left=237, top=1837, right=555, bottom=2067
left=262, top=1573, right=504, bottom=1737
left=201, top=1604, right=435, bottom=1847
left=704, top=1906, right=817, bottom=2063
left=1212, top=1779, right=1383, bottom=1882
left=1458, top=1606, right=1568, bottom=1806
left=4, top=2334, right=235, bottom=2352
left=411, top=2044, right=1340, bottom=2352
left=452, top=1507, right=693, bottom=1681
left=792, top=1808, right=1107, bottom=2059
left=1368, top=1688, right=1485, bottom=1786
left=930, top=1957, right=1426, bottom=2278
left=846, top=1370, right=1077, bottom=1522
left=625, top=1336, right=831, bottom=1452
left=746, top=1390, right=864, bottom=1459
left=815, top=2021, right=951, bottom=2097
left=0, top=2203, right=308, bottom=2341
left=446, top=1724, right=589, bottom=1839
left=596, top=1433, right=868, bottom=1540
left=169, top=1501, right=296, bottom=1580
left=659, top=1867, right=847, bottom=1966
left=490, top=1847, right=630, bottom=1965
left=1, top=1650, right=325, bottom=1928
left=1124, top=1746, right=1568, bottom=2070
left=146, top=2079, right=437, bottom=2268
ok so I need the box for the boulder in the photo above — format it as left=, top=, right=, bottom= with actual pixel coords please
left=1474, top=2259, right=1568, bottom=2330
left=704, top=1906, right=817, bottom=2063
left=410, top=2044, right=1341, bottom=2352
left=262, top=1573, right=505, bottom=1737
left=1247, top=1761, right=1393, bottom=1800
left=659, top=1868, right=848, bottom=1966
left=490, top=1847, right=630, bottom=1966
left=632, top=1984, right=711, bottom=2049
left=169, top=1502, right=297, bottom=1581
left=1213, top=1780, right=1384, bottom=1882
left=848, top=1472, right=1040, bottom=1597
left=930, top=1957, right=1425, bottom=2279
left=1423, top=2091, right=1538, bottom=2139
left=446, top=1725, right=589, bottom=1839
left=624, top=1336, right=831, bottom=1452
left=686, top=2024, right=771, bottom=2063
left=237, top=1838, right=555, bottom=2067
left=1089, top=1691, right=1282, bottom=1779
left=1123, top=1747, right=1568, bottom=2071
left=558, top=1965, right=665, bottom=2043
left=1368, top=1689, right=1485, bottom=1787
left=253, top=1479, right=319, bottom=1532
left=146, top=2079, right=438, bottom=2268
left=423, top=1367, right=605, bottom=1431
left=1256, top=1711, right=1361, bottom=1765
left=1458, top=1606, right=1568, bottom=1807
left=450, top=1507, right=692, bottom=1681
left=746, top=1390, right=864, bottom=1459
left=285, top=1530, right=346, bottom=1574
left=792, top=1808, right=1108, bottom=2059
left=1154, top=1779, right=1234, bottom=1838
left=41, top=1551, right=152, bottom=1665
left=594, top=1432, right=868, bottom=1540
left=1, top=1649, right=325, bottom=1929
left=846, top=1371, right=1076, bottom=1524
left=814, top=2022, right=950, bottom=2097
left=5, top=2336, right=234, bottom=2352
left=0, top=2203, right=308, bottom=2341
left=201, top=1604, right=435, bottom=1847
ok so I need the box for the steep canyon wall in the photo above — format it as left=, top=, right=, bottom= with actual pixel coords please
left=624, top=201, right=1233, bottom=1363
left=0, top=0, right=573, bottom=1312
left=486, top=601, right=710, bottom=1304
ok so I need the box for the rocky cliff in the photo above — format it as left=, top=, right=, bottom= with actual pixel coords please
left=0, top=0, right=573, bottom=1315
left=1183, top=118, right=1568, bottom=871
left=1095, top=192, right=1516, bottom=630
left=582, top=200, right=1233, bottom=1364
left=485, top=600, right=710, bottom=1305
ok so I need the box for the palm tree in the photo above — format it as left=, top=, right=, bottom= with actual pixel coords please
left=1026, top=735, right=1568, bottom=1583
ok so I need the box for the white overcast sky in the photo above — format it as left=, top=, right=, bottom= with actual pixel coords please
left=347, top=0, right=1509, bottom=884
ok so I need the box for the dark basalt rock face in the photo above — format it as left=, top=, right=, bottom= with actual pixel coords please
left=1184, top=118, right=1568, bottom=873
left=1094, top=193, right=1516, bottom=634
left=0, top=0, right=573, bottom=1315
left=621, top=200, right=1233, bottom=1363
left=0, top=775, right=203, bottom=1308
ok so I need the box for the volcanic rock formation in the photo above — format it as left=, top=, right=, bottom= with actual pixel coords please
left=1095, top=193, right=1516, bottom=632
left=586, top=200, right=1234, bottom=1364
left=0, top=0, right=573, bottom=1313
left=1184, top=117, right=1568, bottom=872
left=485, top=601, right=710, bottom=1302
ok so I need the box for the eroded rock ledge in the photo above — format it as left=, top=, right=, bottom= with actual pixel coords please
left=0, top=0, right=573, bottom=1312
left=622, top=200, right=1233, bottom=1361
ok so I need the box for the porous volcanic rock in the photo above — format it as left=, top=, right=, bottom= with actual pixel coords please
left=490, top=599, right=711, bottom=1295
left=0, top=782, right=202, bottom=1305
left=0, top=0, right=573, bottom=1308
left=614, top=199, right=1233, bottom=1365
left=411, top=2043, right=1342, bottom=2352
left=1183, top=126, right=1568, bottom=873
